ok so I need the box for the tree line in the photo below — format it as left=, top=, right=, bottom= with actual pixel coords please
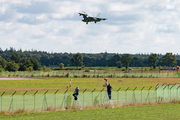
left=0, top=52, right=41, bottom=72
left=0, top=47, right=180, bottom=71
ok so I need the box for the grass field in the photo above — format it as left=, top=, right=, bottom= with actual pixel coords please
left=0, top=78, right=180, bottom=94
left=0, top=77, right=180, bottom=119
left=0, top=77, right=180, bottom=112
left=1, top=103, right=180, bottom=120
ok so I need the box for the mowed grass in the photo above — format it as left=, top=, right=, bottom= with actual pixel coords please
left=0, top=103, right=180, bottom=120
left=0, top=78, right=180, bottom=94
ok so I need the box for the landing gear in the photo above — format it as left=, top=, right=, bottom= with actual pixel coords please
left=86, top=20, right=88, bottom=24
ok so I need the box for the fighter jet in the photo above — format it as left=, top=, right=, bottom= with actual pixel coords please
left=78, top=11, right=107, bottom=24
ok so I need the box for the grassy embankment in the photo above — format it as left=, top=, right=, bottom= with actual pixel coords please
left=0, top=103, right=180, bottom=120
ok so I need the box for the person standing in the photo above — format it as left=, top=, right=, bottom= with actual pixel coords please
left=73, top=86, right=79, bottom=100
left=75, top=86, right=79, bottom=96
left=69, top=79, right=72, bottom=87
left=107, top=83, right=112, bottom=100
left=103, top=78, right=108, bottom=87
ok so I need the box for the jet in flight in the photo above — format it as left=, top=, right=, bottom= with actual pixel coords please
left=78, top=11, right=107, bottom=24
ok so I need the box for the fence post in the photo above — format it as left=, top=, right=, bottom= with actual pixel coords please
left=61, top=89, right=68, bottom=109
left=141, top=87, right=145, bottom=104
left=1, top=92, right=5, bottom=111
left=92, top=89, right=96, bottom=107
left=125, top=87, right=129, bottom=105
left=117, top=87, right=121, bottom=105
left=170, top=84, right=175, bottom=102
left=83, top=89, right=87, bottom=108
left=42, top=90, right=49, bottom=111
left=163, top=86, right=166, bottom=102
left=145, top=86, right=152, bottom=103
left=168, top=83, right=170, bottom=101
left=177, top=85, right=180, bottom=101
left=132, top=87, right=137, bottom=103
left=170, top=86, right=173, bottom=102
left=8, top=91, right=16, bottom=111
left=155, top=85, right=159, bottom=103
left=162, top=83, right=165, bottom=86
left=33, top=90, right=38, bottom=111
left=54, top=90, right=59, bottom=109
left=100, top=88, right=104, bottom=106
left=23, top=91, right=27, bottom=110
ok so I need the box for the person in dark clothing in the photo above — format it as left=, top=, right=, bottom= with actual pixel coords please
left=107, top=83, right=112, bottom=100
left=73, top=86, right=79, bottom=100
left=75, top=86, right=79, bottom=95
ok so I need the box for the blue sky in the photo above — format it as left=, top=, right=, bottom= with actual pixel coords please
left=0, top=0, right=180, bottom=54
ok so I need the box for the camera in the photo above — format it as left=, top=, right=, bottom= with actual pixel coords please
left=73, top=93, right=78, bottom=100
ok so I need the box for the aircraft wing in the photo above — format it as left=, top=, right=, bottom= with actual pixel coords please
left=96, top=18, right=107, bottom=22
left=78, top=12, right=88, bottom=19
left=86, top=17, right=107, bottom=23
left=100, top=18, right=107, bottom=20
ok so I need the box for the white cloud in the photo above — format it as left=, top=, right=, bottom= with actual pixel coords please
left=0, top=0, right=180, bottom=54
left=108, top=2, right=139, bottom=12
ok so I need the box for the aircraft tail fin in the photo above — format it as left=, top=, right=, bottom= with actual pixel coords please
left=96, top=13, right=100, bottom=18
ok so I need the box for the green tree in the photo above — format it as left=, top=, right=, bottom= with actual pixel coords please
left=43, top=65, right=50, bottom=72
left=5, top=61, right=19, bottom=71
left=0, top=66, right=5, bottom=72
left=24, top=59, right=33, bottom=68
left=108, top=55, right=121, bottom=66
left=28, top=58, right=41, bottom=70
left=116, top=61, right=122, bottom=68
left=61, top=56, right=70, bottom=66
left=19, top=63, right=27, bottom=71
left=161, top=53, right=177, bottom=66
left=59, top=63, right=64, bottom=69
left=121, top=54, right=132, bottom=72
left=10, top=52, right=21, bottom=63
left=71, top=53, right=83, bottom=68
left=148, top=53, right=159, bottom=69
left=0, top=56, right=6, bottom=68
left=27, top=66, right=33, bottom=72
left=19, top=58, right=41, bottom=71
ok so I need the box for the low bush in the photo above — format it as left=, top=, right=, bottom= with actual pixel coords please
left=139, top=75, right=143, bottom=78
left=74, top=75, right=78, bottom=78
left=82, top=75, right=87, bottom=78
left=131, top=75, right=136, bottom=78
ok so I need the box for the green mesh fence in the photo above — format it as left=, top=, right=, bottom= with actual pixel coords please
left=1, top=85, right=180, bottom=112
left=0, top=71, right=180, bottom=78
